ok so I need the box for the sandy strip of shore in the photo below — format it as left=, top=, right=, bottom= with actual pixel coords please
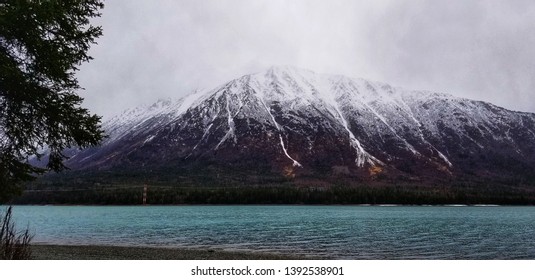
left=31, top=244, right=306, bottom=260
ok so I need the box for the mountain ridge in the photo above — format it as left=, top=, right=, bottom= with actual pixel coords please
left=61, top=66, right=535, bottom=183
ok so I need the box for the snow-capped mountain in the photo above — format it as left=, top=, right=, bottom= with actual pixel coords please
left=66, top=66, right=535, bottom=181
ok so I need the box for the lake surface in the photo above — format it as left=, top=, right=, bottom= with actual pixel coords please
left=8, top=205, right=535, bottom=259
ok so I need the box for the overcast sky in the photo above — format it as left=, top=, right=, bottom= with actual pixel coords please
left=77, top=0, right=535, bottom=118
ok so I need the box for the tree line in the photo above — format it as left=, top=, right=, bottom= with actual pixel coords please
left=14, top=182, right=535, bottom=205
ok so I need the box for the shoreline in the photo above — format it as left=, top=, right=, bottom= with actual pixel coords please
left=30, top=244, right=309, bottom=260
left=8, top=203, right=512, bottom=207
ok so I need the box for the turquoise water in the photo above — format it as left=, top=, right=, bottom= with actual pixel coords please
left=7, top=205, right=535, bottom=259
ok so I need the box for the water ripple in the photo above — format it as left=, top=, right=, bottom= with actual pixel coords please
left=11, top=205, right=535, bottom=259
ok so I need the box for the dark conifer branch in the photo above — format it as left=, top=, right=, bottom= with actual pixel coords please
left=0, top=0, right=105, bottom=202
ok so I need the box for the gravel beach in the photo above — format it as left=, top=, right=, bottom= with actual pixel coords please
left=31, top=245, right=304, bottom=260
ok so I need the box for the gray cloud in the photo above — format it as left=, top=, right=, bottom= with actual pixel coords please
left=77, top=0, right=535, bottom=118
left=365, top=0, right=535, bottom=112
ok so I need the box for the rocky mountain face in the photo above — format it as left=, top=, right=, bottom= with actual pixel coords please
left=65, top=66, right=535, bottom=183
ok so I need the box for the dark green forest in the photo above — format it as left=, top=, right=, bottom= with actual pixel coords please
left=12, top=166, right=535, bottom=205
left=14, top=183, right=535, bottom=205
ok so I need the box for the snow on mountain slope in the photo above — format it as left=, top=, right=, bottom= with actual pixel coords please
left=66, top=66, right=535, bottom=180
